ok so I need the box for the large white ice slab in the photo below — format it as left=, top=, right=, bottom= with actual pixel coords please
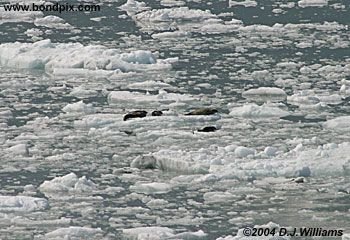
left=0, top=196, right=48, bottom=212
left=45, top=226, right=103, bottom=239
left=39, top=173, right=97, bottom=196
left=0, top=40, right=174, bottom=75
left=230, top=103, right=289, bottom=118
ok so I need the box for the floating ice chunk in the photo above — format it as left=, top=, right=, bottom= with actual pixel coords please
left=115, top=206, right=149, bottom=216
left=39, top=173, right=97, bottom=196
left=127, top=80, right=172, bottom=90
left=74, top=114, right=117, bottom=128
left=170, top=230, right=207, bottom=239
left=119, top=0, right=150, bottom=15
left=24, top=28, right=44, bottom=37
left=6, top=143, right=29, bottom=156
left=146, top=199, right=169, bottom=209
left=287, top=91, right=320, bottom=105
left=242, top=87, right=287, bottom=102
left=120, top=50, right=156, bottom=64
left=108, top=91, right=159, bottom=104
left=229, top=0, right=257, bottom=7
left=235, top=146, right=255, bottom=158
left=122, top=227, right=174, bottom=240
left=45, top=226, right=103, bottom=239
left=0, top=40, right=172, bottom=74
left=298, top=0, right=328, bottom=8
left=69, top=86, right=98, bottom=98
left=134, top=7, right=216, bottom=23
left=160, top=0, right=185, bottom=7
left=317, top=94, right=343, bottom=104
left=230, top=103, right=289, bottom=118
left=323, top=116, right=350, bottom=131
left=152, top=31, right=190, bottom=39
left=264, top=147, right=278, bottom=157
left=276, top=61, right=300, bottom=69
left=272, top=8, right=284, bottom=14
left=0, top=109, right=13, bottom=119
left=199, top=20, right=242, bottom=34
left=108, top=89, right=196, bottom=106
left=203, top=191, right=238, bottom=204
left=34, top=15, right=72, bottom=28
left=0, top=196, right=48, bottom=212
left=62, top=101, right=95, bottom=114
left=130, top=182, right=172, bottom=194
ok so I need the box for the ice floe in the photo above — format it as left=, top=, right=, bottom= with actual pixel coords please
left=34, top=15, right=72, bottom=29
left=122, top=226, right=207, bottom=240
left=0, top=196, right=48, bottom=212
left=45, top=226, right=103, bottom=239
left=323, top=116, right=350, bottom=131
left=0, top=40, right=175, bottom=75
left=62, top=101, right=95, bottom=115
left=229, top=0, right=258, bottom=7
left=130, top=182, right=172, bottom=194
left=5, top=143, right=29, bottom=156
left=229, top=103, right=289, bottom=118
left=108, top=89, right=196, bottom=107
left=148, top=140, right=350, bottom=178
left=242, top=87, right=287, bottom=102
left=298, top=0, right=328, bottom=8
left=39, top=173, right=97, bottom=197
left=122, top=226, right=174, bottom=239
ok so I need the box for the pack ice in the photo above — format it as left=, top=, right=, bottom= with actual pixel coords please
left=0, top=39, right=175, bottom=75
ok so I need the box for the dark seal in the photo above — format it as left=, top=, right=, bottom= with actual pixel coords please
left=198, top=126, right=217, bottom=132
left=185, top=108, right=218, bottom=116
left=151, top=110, right=163, bottom=116
left=123, top=110, right=147, bottom=121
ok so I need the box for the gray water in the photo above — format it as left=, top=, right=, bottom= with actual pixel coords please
left=0, top=0, right=349, bottom=239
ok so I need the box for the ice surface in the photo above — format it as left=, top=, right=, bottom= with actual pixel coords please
left=39, top=173, right=97, bottom=196
left=0, top=196, right=48, bottom=212
left=122, top=226, right=174, bottom=239
left=122, top=226, right=207, bottom=240
left=150, top=141, right=350, bottom=179
left=229, top=0, right=257, bottom=7
left=323, top=116, right=350, bottom=131
left=34, top=15, right=72, bottom=28
left=0, top=40, right=174, bottom=74
left=45, top=226, right=103, bottom=239
left=230, top=103, right=289, bottom=118
left=108, top=89, right=196, bottom=107
left=5, top=143, right=29, bottom=156
left=242, top=87, right=287, bottom=102
left=62, top=101, right=95, bottom=114
left=152, top=31, right=190, bottom=39
left=298, top=0, right=328, bottom=8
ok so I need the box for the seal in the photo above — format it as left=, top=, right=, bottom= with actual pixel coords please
left=123, top=110, right=147, bottom=121
left=151, top=110, right=163, bottom=116
left=185, top=108, right=218, bottom=116
left=198, top=126, right=217, bottom=132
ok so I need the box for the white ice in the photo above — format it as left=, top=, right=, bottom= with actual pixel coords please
left=0, top=196, right=48, bottom=212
